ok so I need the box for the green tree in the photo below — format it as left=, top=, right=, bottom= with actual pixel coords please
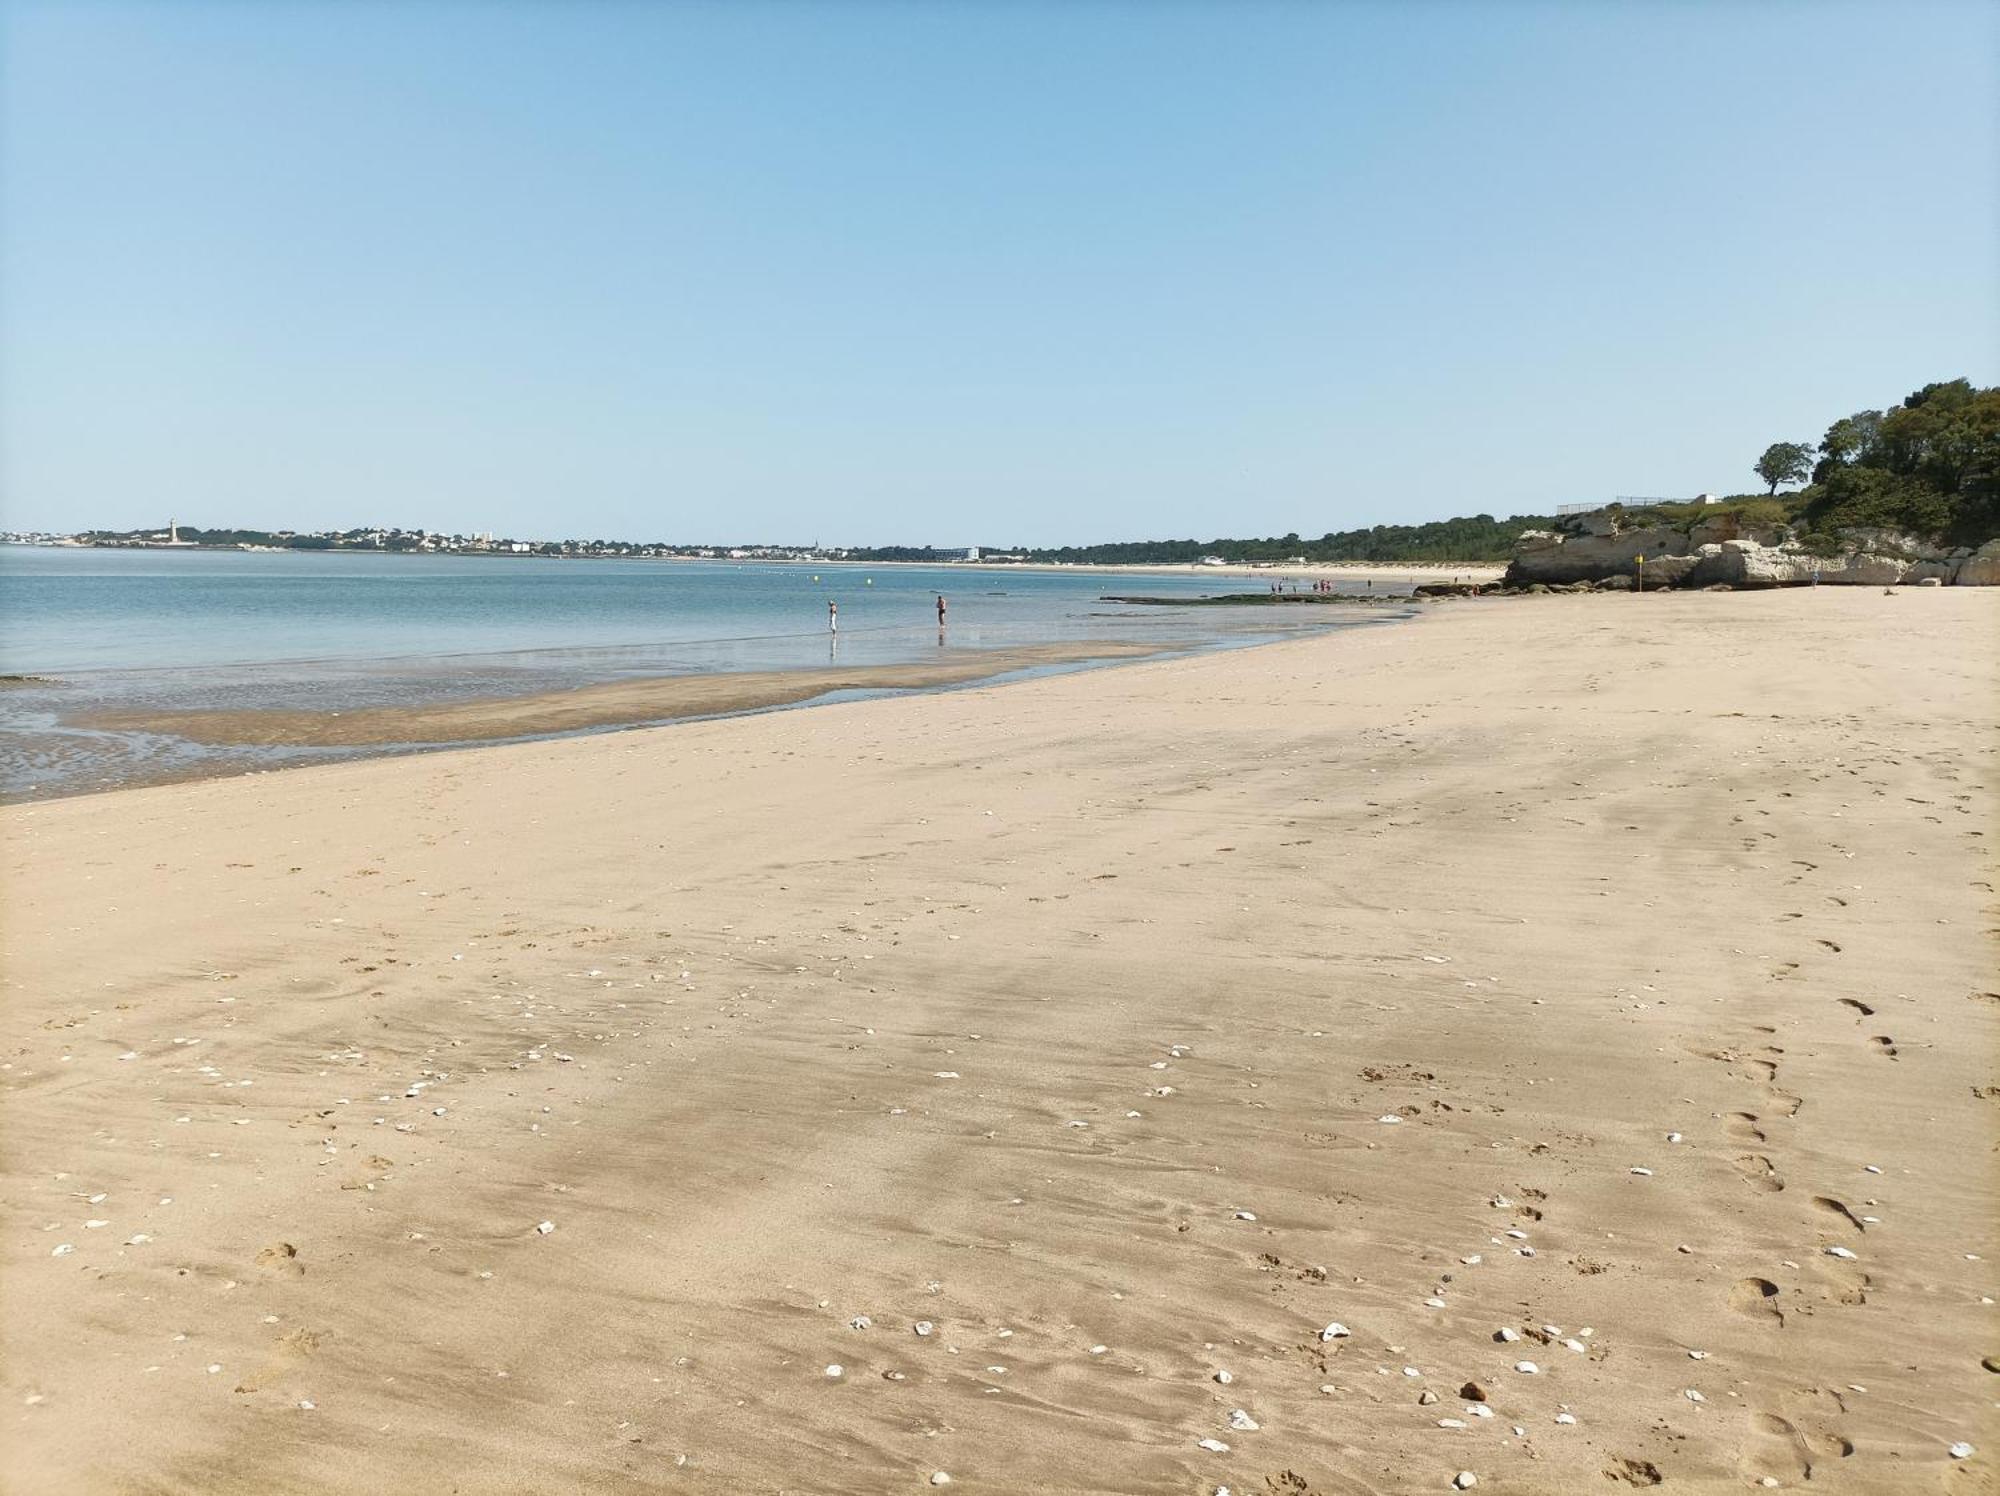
left=1755, top=441, right=1814, bottom=495
left=1816, top=410, right=1883, bottom=473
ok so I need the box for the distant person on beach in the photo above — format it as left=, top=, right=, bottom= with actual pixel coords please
left=936, top=594, right=947, bottom=626
left=828, top=599, right=838, bottom=634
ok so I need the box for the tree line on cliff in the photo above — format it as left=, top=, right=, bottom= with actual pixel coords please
left=987, top=376, right=1998, bottom=566
left=1754, top=378, right=1998, bottom=546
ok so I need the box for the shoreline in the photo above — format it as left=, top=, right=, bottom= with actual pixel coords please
left=3, top=589, right=1993, bottom=1493
left=16, top=611, right=1408, bottom=803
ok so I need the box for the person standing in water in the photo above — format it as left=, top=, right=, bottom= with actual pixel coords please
left=936, top=594, right=948, bottom=627
left=828, top=598, right=838, bottom=635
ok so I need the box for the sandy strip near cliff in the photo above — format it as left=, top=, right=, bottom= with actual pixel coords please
left=2, top=589, right=1994, bottom=1496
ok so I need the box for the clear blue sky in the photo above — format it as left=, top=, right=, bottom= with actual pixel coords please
left=2, top=0, right=1994, bottom=546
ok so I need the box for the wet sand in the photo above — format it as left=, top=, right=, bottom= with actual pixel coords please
left=65, top=640, right=1176, bottom=749
left=2, top=589, right=1995, bottom=1495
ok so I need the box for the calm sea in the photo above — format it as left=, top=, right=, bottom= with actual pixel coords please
left=0, top=545, right=1410, bottom=797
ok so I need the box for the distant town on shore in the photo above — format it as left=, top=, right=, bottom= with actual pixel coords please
left=1, top=515, right=1548, bottom=567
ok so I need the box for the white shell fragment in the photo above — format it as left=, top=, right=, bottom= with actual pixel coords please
left=1455, top=1474, right=1478, bottom=1490
left=1949, top=1443, right=1975, bottom=1460
left=824, top=1364, right=843, bottom=1378
left=1495, top=1327, right=1520, bottom=1343
left=1228, top=1409, right=1259, bottom=1431
left=1214, top=1369, right=1234, bottom=1385
left=1320, top=1322, right=1351, bottom=1341
left=1197, top=1437, right=1231, bottom=1453
left=1824, top=1246, right=1858, bottom=1260
left=914, top=1321, right=934, bottom=1337
left=1554, top=1412, right=1577, bottom=1425
left=1629, top=1167, right=1653, bottom=1177
left=534, top=1221, right=555, bottom=1235
left=1513, top=1361, right=1540, bottom=1375
left=1234, top=1211, right=1258, bottom=1221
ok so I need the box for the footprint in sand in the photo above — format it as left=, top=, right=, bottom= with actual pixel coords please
left=233, top=1326, right=324, bottom=1395
left=1817, top=1262, right=1871, bottom=1307
left=1812, top=1196, right=1868, bottom=1231
left=1727, top=1112, right=1767, bottom=1143
left=1732, top=1155, right=1785, bottom=1193
left=1836, top=998, right=1876, bottom=1017
left=1729, top=1277, right=1783, bottom=1324
left=1603, top=1456, right=1663, bottom=1487
left=255, top=1242, right=304, bottom=1277
left=1739, top=1409, right=1853, bottom=1484
left=1869, top=1035, right=1899, bottom=1059
left=340, top=1155, right=394, bottom=1191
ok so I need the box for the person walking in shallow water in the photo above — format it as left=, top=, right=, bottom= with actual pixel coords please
left=936, top=594, right=948, bottom=628
left=828, top=598, right=837, bottom=635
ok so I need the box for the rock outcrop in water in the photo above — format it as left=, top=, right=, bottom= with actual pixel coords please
left=1500, top=509, right=2000, bottom=589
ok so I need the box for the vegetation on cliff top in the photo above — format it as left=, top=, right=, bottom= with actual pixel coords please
left=1758, top=378, right=1998, bottom=546
left=987, top=379, right=1997, bottom=565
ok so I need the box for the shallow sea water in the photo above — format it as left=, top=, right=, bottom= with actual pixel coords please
left=0, top=547, right=1413, bottom=798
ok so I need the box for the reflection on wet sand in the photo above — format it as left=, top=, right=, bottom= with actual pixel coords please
left=66, top=639, right=1175, bottom=750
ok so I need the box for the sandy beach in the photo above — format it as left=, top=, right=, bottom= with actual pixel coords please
left=2, top=590, right=1994, bottom=1495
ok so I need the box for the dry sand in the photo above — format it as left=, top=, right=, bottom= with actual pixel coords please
left=2, top=589, right=1994, bottom=1495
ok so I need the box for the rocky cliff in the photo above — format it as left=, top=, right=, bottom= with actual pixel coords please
left=1503, top=510, right=2000, bottom=589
